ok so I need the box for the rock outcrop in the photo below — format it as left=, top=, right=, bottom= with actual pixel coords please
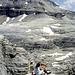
left=0, top=35, right=35, bottom=75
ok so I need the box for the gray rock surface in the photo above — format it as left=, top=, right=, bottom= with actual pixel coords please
left=0, top=35, right=7, bottom=75
left=0, top=0, right=75, bottom=75
left=0, top=35, right=35, bottom=75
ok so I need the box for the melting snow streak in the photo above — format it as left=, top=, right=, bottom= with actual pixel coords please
left=3, top=17, right=10, bottom=25
left=52, top=62, right=60, bottom=67
left=26, top=29, right=31, bottom=32
left=40, top=52, right=64, bottom=58
left=40, top=38, right=47, bottom=41
left=55, top=52, right=73, bottom=61
left=54, top=23, right=61, bottom=26
left=50, top=26, right=59, bottom=28
left=19, top=14, right=27, bottom=22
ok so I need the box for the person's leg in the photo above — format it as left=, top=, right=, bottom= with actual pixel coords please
left=39, top=67, right=51, bottom=74
left=42, top=68, right=51, bottom=74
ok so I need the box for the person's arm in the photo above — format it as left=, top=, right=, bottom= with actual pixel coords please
left=32, top=72, right=33, bottom=75
left=40, top=64, right=47, bottom=67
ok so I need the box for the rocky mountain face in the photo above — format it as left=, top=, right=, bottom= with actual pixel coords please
left=0, top=0, right=75, bottom=75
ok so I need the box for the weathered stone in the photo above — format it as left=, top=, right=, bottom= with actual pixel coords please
left=53, top=37, right=75, bottom=48
left=0, top=35, right=34, bottom=75
left=0, top=0, right=75, bottom=75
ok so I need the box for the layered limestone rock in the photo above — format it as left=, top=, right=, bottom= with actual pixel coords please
left=0, top=0, right=75, bottom=75
left=0, top=35, right=35, bottom=75
left=0, top=14, right=75, bottom=75
left=0, top=35, right=7, bottom=75
left=0, top=35, right=75, bottom=75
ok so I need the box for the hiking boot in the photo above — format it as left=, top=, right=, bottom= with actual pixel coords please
left=47, top=72, right=51, bottom=74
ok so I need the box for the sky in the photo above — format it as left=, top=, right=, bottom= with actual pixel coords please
left=51, top=0, right=75, bottom=11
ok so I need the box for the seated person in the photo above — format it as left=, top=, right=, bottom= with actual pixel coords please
left=32, top=62, right=51, bottom=75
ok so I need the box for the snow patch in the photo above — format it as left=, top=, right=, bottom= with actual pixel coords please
left=0, top=4, right=2, bottom=6
left=50, top=18, right=54, bottom=20
left=11, top=8, right=15, bottom=10
left=52, top=62, right=58, bottom=64
left=0, top=35, right=4, bottom=40
left=9, top=24, right=13, bottom=26
left=3, top=17, right=10, bottom=25
left=40, top=54, right=45, bottom=57
left=28, top=36, right=33, bottom=38
left=45, top=9, right=48, bottom=12
left=26, top=29, right=31, bottom=32
left=12, top=18, right=15, bottom=20
left=50, top=26, right=59, bottom=29
left=52, top=62, right=60, bottom=67
left=43, top=27, right=54, bottom=35
left=47, top=25, right=49, bottom=27
left=50, top=52, right=63, bottom=56
left=54, top=23, right=61, bottom=26
left=55, top=52, right=73, bottom=61
left=59, top=6, right=65, bottom=9
left=53, top=2, right=59, bottom=6
left=39, top=38, right=47, bottom=41
left=52, top=62, right=61, bottom=67
left=25, top=2, right=28, bottom=4
left=40, top=52, right=64, bottom=58
left=34, top=13, right=36, bottom=15
left=35, top=35, right=37, bottom=36
left=19, top=14, right=27, bottom=22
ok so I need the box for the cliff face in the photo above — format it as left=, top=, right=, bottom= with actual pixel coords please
left=0, top=0, right=75, bottom=19
left=0, top=35, right=35, bottom=75
left=0, top=0, right=75, bottom=75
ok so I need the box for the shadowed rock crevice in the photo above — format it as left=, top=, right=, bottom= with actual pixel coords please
left=54, top=37, right=75, bottom=48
